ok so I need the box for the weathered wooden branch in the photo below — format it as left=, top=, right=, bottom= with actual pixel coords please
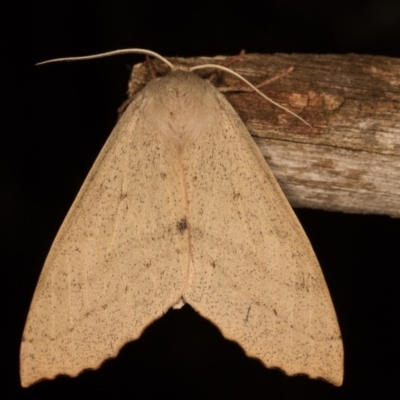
left=126, top=54, right=400, bottom=218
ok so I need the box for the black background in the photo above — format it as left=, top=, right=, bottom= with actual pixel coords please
left=4, top=0, right=400, bottom=399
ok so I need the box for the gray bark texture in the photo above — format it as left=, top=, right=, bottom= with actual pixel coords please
left=126, top=53, right=400, bottom=218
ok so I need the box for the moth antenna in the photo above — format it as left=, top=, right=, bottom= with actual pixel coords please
left=191, top=63, right=311, bottom=127
left=36, top=48, right=174, bottom=70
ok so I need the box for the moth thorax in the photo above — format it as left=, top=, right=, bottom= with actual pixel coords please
left=151, top=91, right=217, bottom=146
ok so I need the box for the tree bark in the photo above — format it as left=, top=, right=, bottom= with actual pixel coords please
left=126, top=53, right=400, bottom=218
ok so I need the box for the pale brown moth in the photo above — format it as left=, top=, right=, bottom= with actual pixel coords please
left=21, top=49, right=343, bottom=387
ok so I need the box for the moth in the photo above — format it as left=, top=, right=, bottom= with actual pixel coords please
left=21, top=50, right=343, bottom=387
